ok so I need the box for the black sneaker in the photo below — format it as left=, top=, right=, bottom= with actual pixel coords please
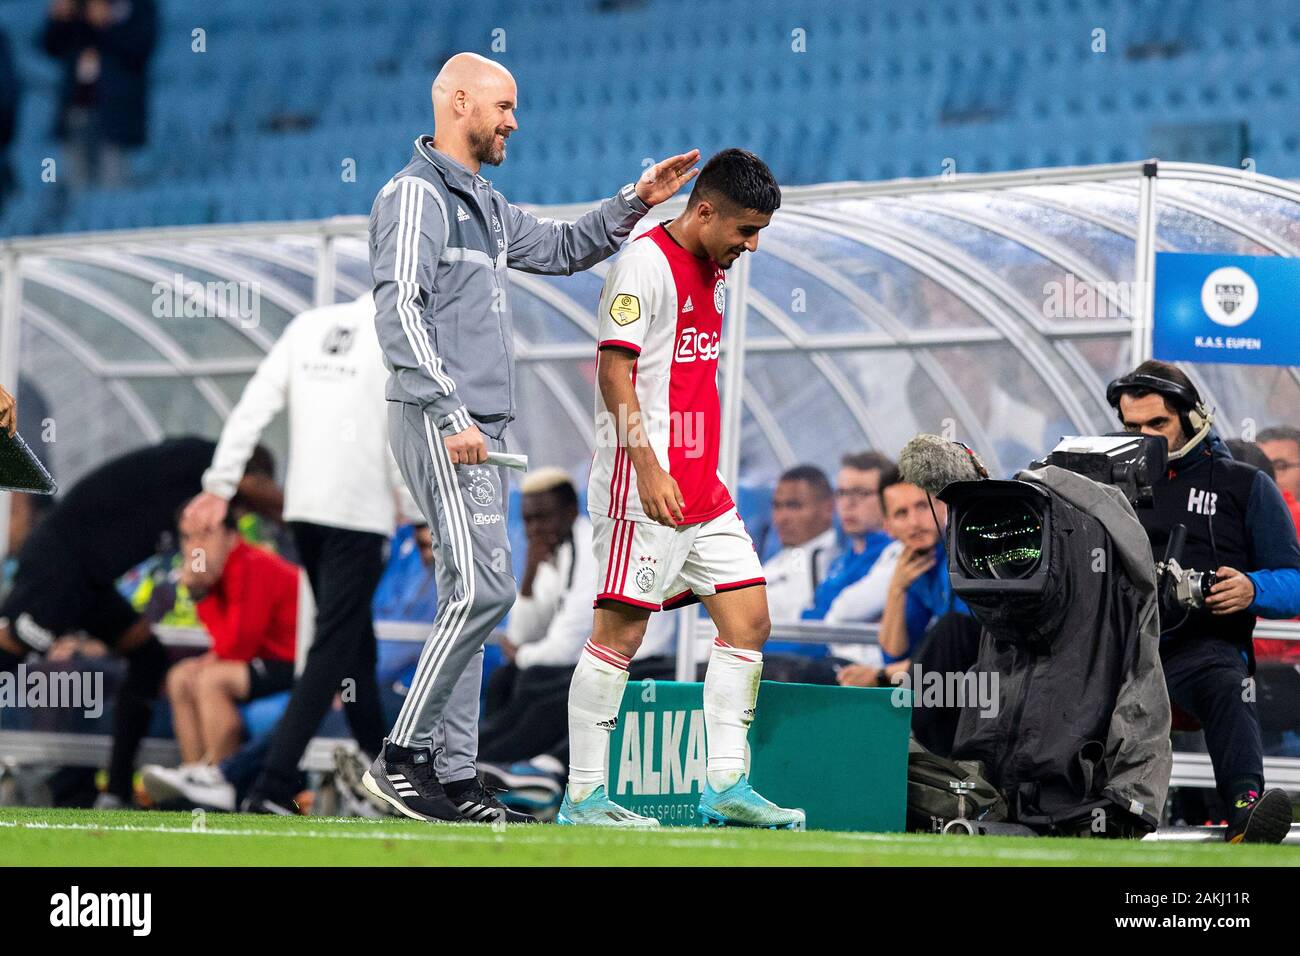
left=360, top=740, right=461, bottom=822
left=240, top=789, right=300, bottom=816
left=444, top=775, right=537, bottom=824
left=1225, top=788, right=1292, bottom=844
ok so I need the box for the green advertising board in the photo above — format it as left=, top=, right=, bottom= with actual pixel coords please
left=606, top=680, right=909, bottom=831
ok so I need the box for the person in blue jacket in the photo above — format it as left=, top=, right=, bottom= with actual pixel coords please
left=1109, top=360, right=1300, bottom=844
left=836, top=466, right=971, bottom=688
left=801, top=451, right=895, bottom=622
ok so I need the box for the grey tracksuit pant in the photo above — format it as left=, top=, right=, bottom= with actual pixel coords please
left=387, top=400, right=516, bottom=781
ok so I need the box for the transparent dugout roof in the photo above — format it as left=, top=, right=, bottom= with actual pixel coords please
left=4, top=161, right=1300, bottom=502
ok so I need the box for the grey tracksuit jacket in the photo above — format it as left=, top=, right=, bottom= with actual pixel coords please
left=370, top=135, right=650, bottom=438
left=368, top=136, right=648, bottom=757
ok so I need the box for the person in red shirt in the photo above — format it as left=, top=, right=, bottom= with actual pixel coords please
left=1257, top=426, right=1300, bottom=545
left=163, top=501, right=300, bottom=766
left=1237, top=432, right=1300, bottom=663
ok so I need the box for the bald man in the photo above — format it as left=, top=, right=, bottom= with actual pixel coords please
left=363, top=52, right=698, bottom=823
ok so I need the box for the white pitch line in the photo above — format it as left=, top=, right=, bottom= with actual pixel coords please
left=0, top=818, right=1250, bottom=864
left=0, top=819, right=931, bottom=858
left=0, top=816, right=1180, bottom=863
left=0, top=819, right=869, bottom=856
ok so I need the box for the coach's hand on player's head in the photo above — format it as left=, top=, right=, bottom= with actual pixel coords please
left=635, top=150, right=701, bottom=207
left=445, top=422, right=488, bottom=465
left=639, top=464, right=685, bottom=527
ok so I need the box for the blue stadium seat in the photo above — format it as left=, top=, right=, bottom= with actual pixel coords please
left=6, top=0, right=1299, bottom=233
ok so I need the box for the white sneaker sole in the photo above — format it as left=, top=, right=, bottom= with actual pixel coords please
left=360, top=770, right=437, bottom=822
left=556, top=809, right=660, bottom=828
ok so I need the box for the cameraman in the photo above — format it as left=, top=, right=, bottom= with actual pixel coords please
left=1109, top=360, right=1300, bottom=844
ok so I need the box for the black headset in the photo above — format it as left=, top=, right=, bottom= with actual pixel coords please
left=1107, top=369, right=1221, bottom=579
left=1105, top=371, right=1211, bottom=441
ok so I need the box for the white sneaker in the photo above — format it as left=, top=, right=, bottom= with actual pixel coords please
left=142, top=763, right=235, bottom=811
left=331, top=746, right=396, bottom=818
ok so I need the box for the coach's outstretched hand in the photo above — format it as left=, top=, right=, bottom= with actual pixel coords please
left=635, top=150, right=701, bottom=207
left=445, top=422, right=488, bottom=465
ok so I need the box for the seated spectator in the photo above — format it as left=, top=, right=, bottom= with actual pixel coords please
left=836, top=466, right=970, bottom=687
left=479, top=469, right=675, bottom=810
left=141, top=500, right=299, bottom=793
left=801, top=451, right=894, bottom=621
left=0, top=436, right=280, bottom=808
left=762, top=465, right=838, bottom=623
left=1257, top=426, right=1300, bottom=541
left=1236, top=432, right=1300, bottom=751
left=145, top=524, right=437, bottom=816
left=1226, top=438, right=1277, bottom=478
left=499, top=468, right=592, bottom=671
left=762, top=467, right=978, bottom=691
left=1229, top=433, right=1300, bottom=665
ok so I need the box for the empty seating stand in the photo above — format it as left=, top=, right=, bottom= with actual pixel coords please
left=1, top=1, right=1299, bottom=237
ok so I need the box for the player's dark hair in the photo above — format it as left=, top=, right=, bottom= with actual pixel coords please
left=543, top=480, right=579, bottom=512
left=841, top=450, right=894, bottom=475
left=778, top=464, right=832, bottom=500
left=1258, top=425, right=1300, bottom=446
left=687, top=148, right=781, bottom=215
left=877, top=464, right=908, bottom=512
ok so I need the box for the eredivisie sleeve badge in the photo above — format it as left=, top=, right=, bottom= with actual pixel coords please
left=609, top=293, right=641, bottom=326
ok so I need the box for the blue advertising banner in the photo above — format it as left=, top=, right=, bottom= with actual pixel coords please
left=1153, top=252, right=1300, bottom=366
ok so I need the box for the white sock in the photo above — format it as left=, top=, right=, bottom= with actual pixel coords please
left=566, top=640, right=630, bottom=802
left=704, top=637, right=763, bottom=792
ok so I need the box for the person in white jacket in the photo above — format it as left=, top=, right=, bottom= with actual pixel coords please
left=761, top=465, right=839, bottom=624
left=183, top=292, right=476, bottom=815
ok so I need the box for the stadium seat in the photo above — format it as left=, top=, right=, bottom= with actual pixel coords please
left=6, top=0, right=1300, bottom=233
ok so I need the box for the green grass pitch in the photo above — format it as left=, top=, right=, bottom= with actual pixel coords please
left=1, top=807, right=1298, bottom=865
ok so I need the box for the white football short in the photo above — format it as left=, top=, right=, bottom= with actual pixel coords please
left=591, top=507, right=765, bottom=611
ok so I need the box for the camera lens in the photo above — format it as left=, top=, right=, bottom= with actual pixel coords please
left=957, top=498, right=1044, bottom=580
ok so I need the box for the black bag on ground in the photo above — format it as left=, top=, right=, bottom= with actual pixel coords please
left=906, top=738, right=1007, bottom=833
